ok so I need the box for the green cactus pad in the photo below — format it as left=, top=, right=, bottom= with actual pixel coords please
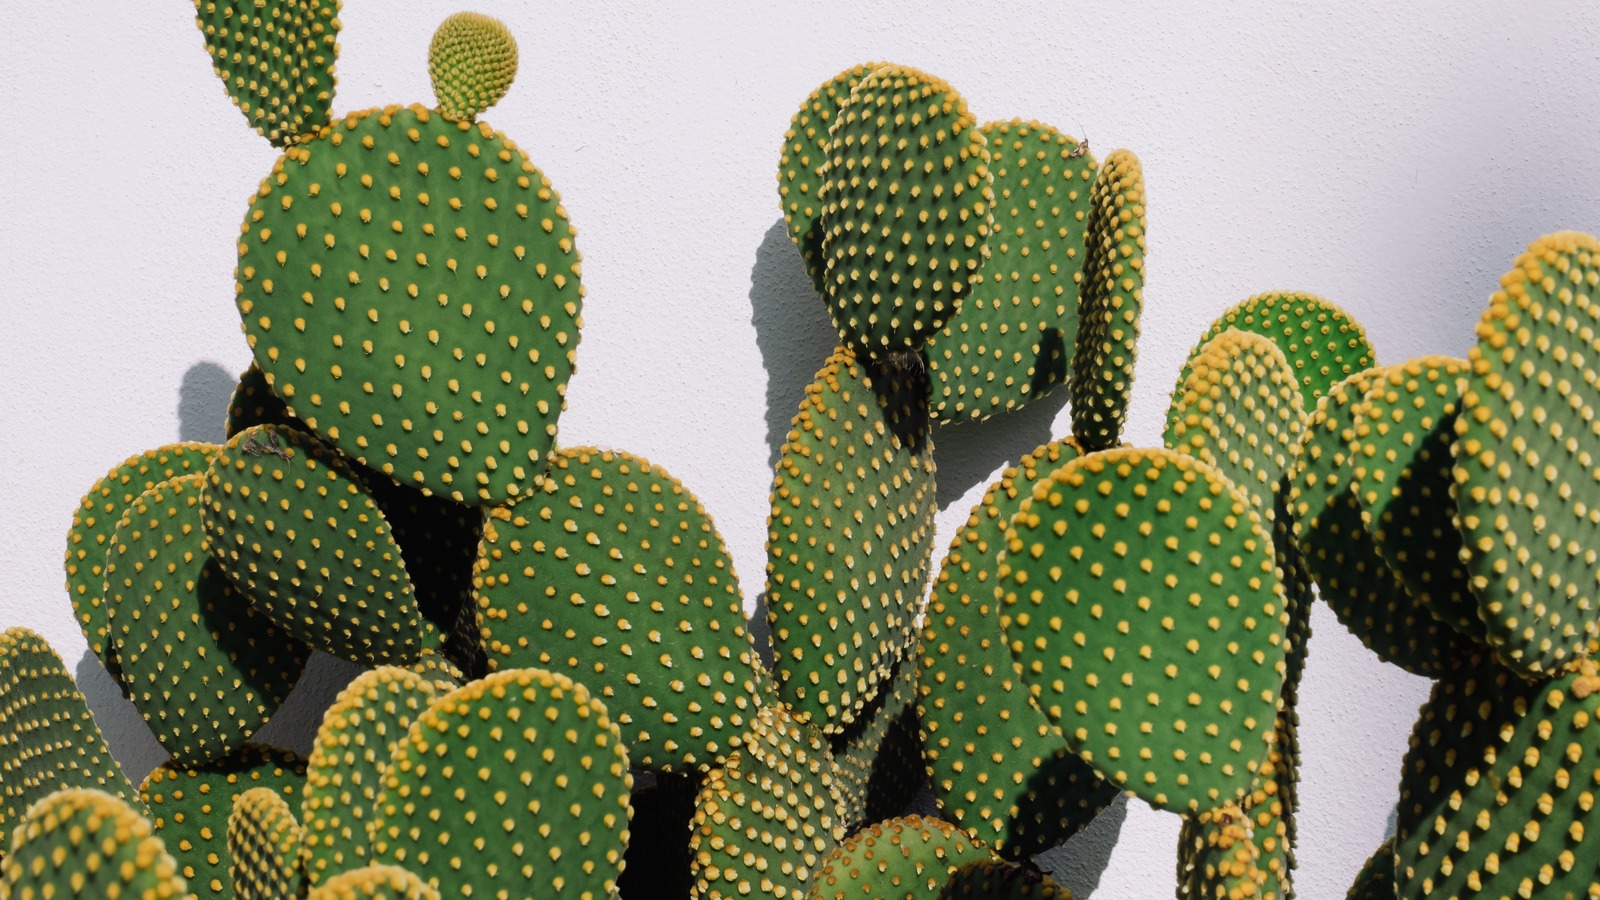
left=104, top=473, right=309, bottom=764
left=475, top=446, right=761, bottom=771
left=369, top=668, right=633, bottom=899
left=140, top=743, right=309, bottom=898
left=301, top=666, right=445, bottom=887
left=1, top=788, right=188, bottom=900
left=1394, top=656, right=1600, bottom=899
left=201, top=424, right=432, bottom=664
left=766, top=348, right=938, bottom=733
left=227, top=362, right=297, bottom=435
left=925, top=119, right=1096, bottom=423
left=1175, top=803, right=1269, bottom=900
left=307, top=865, right=442, bottom=899
left=229, top=786, right=305, bottom=900
left=1070, top=149, right=1146, bottom=451
left=1345, top=838, right=1395, bottom=900
left=235, top=102, right=584, bottom=505
left=0, top=628, right=139, bottom=853
left=918, top=437, right=1117, bottom=859
left=815, top=64, right=994, bottom=357
left=807, top=815, right=991, bottom=899
left=1166, top=329, right=1306, bottom=507
left=65, top=441, right=219, bottom=685
left=830, top=652, right=923, bottom=831
left=192, top=0, right=341, bottom=147
left=429, top=13, right=518, bottom=121
left=999, top=447, right=1288, bottom=813
left=1453, top=231, right=1600, bottom=675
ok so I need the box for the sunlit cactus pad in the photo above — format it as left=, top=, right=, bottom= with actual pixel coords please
left=807, top=814, right=990, bottom=898
left=235, top=102, right=584, bottom=504
left=229, top=786, right=305, bottom=900
left=307, top=864, right=441, bottom=899
left=192, top=0, right=341, bottom=147
left=429, top=12, right=518, bottom=121
left=1, top=788, right=188, bottom=900
left=1071, top=149, right=1146, bottom=451
left=1175, top=803, right=1267, bottom=900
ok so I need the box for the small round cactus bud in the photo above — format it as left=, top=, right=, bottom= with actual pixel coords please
left=429, top=12, right=518, bottom=121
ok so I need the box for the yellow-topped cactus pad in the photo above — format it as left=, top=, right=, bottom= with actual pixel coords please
left=429, top=12, right=518, bottom=121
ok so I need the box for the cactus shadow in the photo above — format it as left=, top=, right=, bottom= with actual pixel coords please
left=1035, top=793, right=1129, bottom=898
left=178, top=360, right=236, bottom=444
left=749, top=219, right=838, bottom=469
left=74, top=651, right=168, bottom=785
left=250, top=652, right=365, bottom=756
left=931, top=389, right=1070, bottom=512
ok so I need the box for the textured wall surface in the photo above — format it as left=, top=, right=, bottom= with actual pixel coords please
left=3, top=2, right=1598, bottom=896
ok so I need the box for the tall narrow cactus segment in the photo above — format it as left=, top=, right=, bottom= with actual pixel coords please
left=1071, top=150, right=1146, bottom=451
left=1, top=788, right=188, bottom=900
left=307, top=864, right=442, bottom=899
left=1453, top=231, right=1600, bottom=675
left=229, top=786, right=306, bottom=900
left=428, top=13, right=518, bottom=121
left=192, top=0, right=341, bottom=147
left=1175, top=803, right=1267, bottom=900
left=925, top=120, right=1097, bottom=423
left=234, top=102, right=583, bottom=505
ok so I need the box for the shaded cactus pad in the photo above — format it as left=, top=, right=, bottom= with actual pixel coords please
left=192, top=0, right=341, bottom=147
left=1071, top=149, right=1146, bottom=451
left=307, top=865, right=441, bottom=899
left=229, top=786, right=305, bottom=900
left=429, top=12, right=518, bottom=121
left=1, top=788, right=188, bottom=900
left=808, top=815, right=989, bottom=899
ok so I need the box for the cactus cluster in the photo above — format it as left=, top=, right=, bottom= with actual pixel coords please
left=3, top=6, right=1598, bottom=900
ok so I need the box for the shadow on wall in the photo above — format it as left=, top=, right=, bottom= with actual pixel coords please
left=930, top=391, right=1069, bottom=512
left=178, top=360, right=236, bottom=443
left=748, top=219, right=839, bottom=469
left=1043, top=793, right=1130, bottom=897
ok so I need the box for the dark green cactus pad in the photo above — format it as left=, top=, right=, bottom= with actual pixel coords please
left=65, top=441, right=219, bottom=685
left=778, top=62, right=885, bottom=292
left=999, top=447, right=1288, bottom=813
left=301, top=666, right=445, bottom=888
left=1175, top=803, right=1269, bottom=900
left=918, top=437, right=1117, bottom=859
left=192, top=0, right=341, bottom=147
left=1070, top=149, right=1146, bottom=451
left=931, top=859, right=1071, bottom=899
left=140, top=743, right=309, bottom=898
left=229, top=786, right=305, bottom=900
left=307, top=865, right=441, bottom=899
left=104, top=473, right=309, bottom=764
left=235, top=102, right=584, bottom=505
left=0, top=788, right=188, bottom=900
left=830, top=652, right=923, bottom=831
left=1395, top=656, right=1600, bottom=899
left=1453, top=231, right=1600, bottom=675
left=369, top=668, right=633, bottom=899
left=428, top=13, right=517, bottom=121
left=925, top=119, right=1096, bottom=423
left=1287, top=369, right=1477, bottom=676
left=766, top=347, right=938, bottom=734
left=1345, top=838, right=1394, bottom=900
left=0, top=628, right=139, bottom=853
left=201, top=424, right=432, bottom=665
left=227, top=362, right=298, bottom=435
left=475, top=446, right=761, bottom=771
left=807, top=815, right=991, bottom=899
left=815, top=64, right=994, bottom=357
left=1166, top=329, right=1306, bottom=507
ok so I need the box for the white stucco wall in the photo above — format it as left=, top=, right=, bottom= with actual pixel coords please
left=3, top=2, right=1598, bottom=896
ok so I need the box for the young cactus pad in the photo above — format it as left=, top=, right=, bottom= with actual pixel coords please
left=429, top=12, right=518, bottom=121
left=234, top=102, right=584, bottom=505
left=306, top=865, right=441, bottom=899
left=1070, top=149, right=1146, bottom=451
left=228, top=786, right=306, bottom=900
left=1, top=788, right=188, bottom=900
left=192, top=0, right=341, bottom=147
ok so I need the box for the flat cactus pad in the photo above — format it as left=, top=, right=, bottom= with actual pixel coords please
left=1071, top=149, right=1146, bottom=451
left=229, top=786, right=305, bottom=900
left=306, top=865, right=441, bottom=899
left=429, top=12, right=518, bottom=121
left=1, top=788, right=188, bottom=900
left=192, top=0, right=341, bottom=147
left=807, top=815, right=990, bottom=899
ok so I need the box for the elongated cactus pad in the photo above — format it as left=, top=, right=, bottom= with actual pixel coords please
left=926, top=119, right=1096, bottom=423
left=65, top=441, right=219, bottom=684
left=235, top=102, right=584, bottom=504
left=1175, top=803, right=1266, bottom=900
left=1345, top=839, right=1395, bottom=900
left=1, top=788, right=188, bottom=900
left=807, top=815, right=991, bottom=899
left=1453, top=231, right=1600, bottom=675
left=475, top=447, right=761, bottom=771
left=308, top=865, right=442, bottom=899
left=766, top=348, right=938, bottom=733
left=369, top=668, right=633, bottom=899
left=192, top=0, right=341, bottom=147
left=429, top=13, right=517, bottom=121
left=918, top=437, right=1116, bottom=859
left=1071, top=150, right=1146, bottom=451
left=816, top=64, right=993, bottom=357
left=229, top=786, right=305, bottom=900
left=1000, top=447, right=1288, bottom=813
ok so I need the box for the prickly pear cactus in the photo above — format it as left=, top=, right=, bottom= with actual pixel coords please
left=306, top=864, right=441, bottom=900
left=192, top=0, right=341, bottom=147
left=1071, top=149, right=1146, bottom=451
left=1, top=788, right=188, bottom=900
left=428, top=12, right=517, bottom=121
left=229, top=786, right=306, bottom=900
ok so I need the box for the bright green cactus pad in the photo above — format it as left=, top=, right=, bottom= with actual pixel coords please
left=1453, top=231, right=1600, bottom=675
left=1, top=788, right=188, bottom=900
left=1175, top=803, right=1268, bottom=900
left=192, top=0, right=341, bottom=147
left=229, top=786, right=305, bottom=900
left=766, top=348, right=937, bottom=733
left=1345, top=838, right=1395, bottom=900
left=1394, top=656, right=1600, bottom=899
left=815, top=64, right=994, bottom=357
left=201, top=424, right=431, bottom=664
left=807, top=814, right=991, bottom=899
left=429, top=12, right=518, bottom=121
left=301, top=666, right=444, bottom=887
left=235, top=102, right=584, bottom=505
left=1071, top=149, right=1146, bottom=451
left=369, top=668, right=633, bottom=899
left=925, top=119, right=1096, bottom=423
left=104, top=473, right=309, bottom=764
left=65, top=441, right=219, bottom=685
left=1166, top=329, right=1306, bottom=507
left=307, top=865, right=442, bottom=899
left=918, top=437, right=1117, bottom=859
left=0, top=628, right=139, bottom=853
left=830, top=652, right=923, bottom=831
left=475, top=446, right=761, bottom=771
left=999, top=447, right=1288, bottom=813
left=141, top=743, right=309, bottom=898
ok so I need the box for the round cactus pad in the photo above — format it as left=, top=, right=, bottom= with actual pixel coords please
left=926, top=120, right=1096, bottom=423
left=1071, top=149, right=1146, bottom=451
left=1453, top=231, right=1600, bottom=675
left=1, top=788, right=188, bottom=900
left=192, top=0, right=341, bottom=147
left=235, top=103, right=584, bottom=504
left=816, top=64, right=994, bottom=357
left=475, top=447, right=760, bottom=771
left=807, top=815, right=991, bottom=899
left=429, top=13, right=518, bottom=121
left=369, top=668, right=632, bottom=899
left=307, top=865, right=441, bottom=899
left=229, top=787, right=305, bottom=900
left=999, top=447, right=1288, bottom=813
left=766, top=348, right=938, bottom=733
